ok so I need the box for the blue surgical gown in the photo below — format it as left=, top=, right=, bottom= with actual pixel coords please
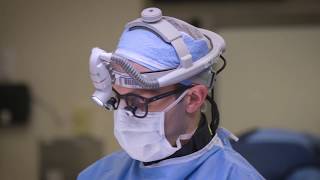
left=78, top=128, right=265, bottom=180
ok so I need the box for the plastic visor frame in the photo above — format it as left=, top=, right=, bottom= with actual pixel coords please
left=89, top=29, right=225, bottom=109
left=112, top=85, right=191, bottom=118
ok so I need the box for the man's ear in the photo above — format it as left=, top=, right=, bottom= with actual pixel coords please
left=185, top=85, right=208, bottom=113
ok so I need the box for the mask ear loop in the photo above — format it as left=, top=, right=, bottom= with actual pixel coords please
left=163, top=90, right=189, bottom=112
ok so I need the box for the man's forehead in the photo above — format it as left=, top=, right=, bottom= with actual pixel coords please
left=111, top=60, right=178, bottom=93
left=113, top=83, right=177, bottom=95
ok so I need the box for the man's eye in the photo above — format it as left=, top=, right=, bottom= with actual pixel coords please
left=126, top=96, right=146, bottom=110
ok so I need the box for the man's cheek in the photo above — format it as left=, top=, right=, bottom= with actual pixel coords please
left=164, top=109, right=186, bottom=143
left=164, top=111, right=178, bottom=144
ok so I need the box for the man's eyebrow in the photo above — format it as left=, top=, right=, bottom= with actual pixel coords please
left=130, top=88, right=161, bottom=96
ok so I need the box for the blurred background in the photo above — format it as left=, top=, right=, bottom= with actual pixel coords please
left=0, top=0, right=319, bottom=180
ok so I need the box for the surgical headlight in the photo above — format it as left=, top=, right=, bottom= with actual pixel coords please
left=89, top=7, right=226, bottom=109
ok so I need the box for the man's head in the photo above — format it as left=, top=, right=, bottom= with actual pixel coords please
left=89, top=7, right=225, bottom=162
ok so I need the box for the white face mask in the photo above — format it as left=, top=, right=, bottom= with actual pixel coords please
left=114, top=90, right=194, bottom=162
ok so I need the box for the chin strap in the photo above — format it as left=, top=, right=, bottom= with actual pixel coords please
left=206, top=91, right=220, bottom=137
left=206, top=55, right=227, bottom=136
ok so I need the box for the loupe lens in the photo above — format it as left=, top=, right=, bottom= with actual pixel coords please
left=92, top=96, right=104, bottom=107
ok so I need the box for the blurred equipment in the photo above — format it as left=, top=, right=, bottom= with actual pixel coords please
left=232, top=128, right=320, bottom=180
left=39, top=137, right=103, bottom=180
left=0, top=83, right=31, bottom=127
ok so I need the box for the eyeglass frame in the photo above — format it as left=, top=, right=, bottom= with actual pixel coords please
left=112, top=85, right=191, bottom=118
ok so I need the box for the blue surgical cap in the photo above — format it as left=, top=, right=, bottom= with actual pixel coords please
left=115, top=28, right=209, bottom=71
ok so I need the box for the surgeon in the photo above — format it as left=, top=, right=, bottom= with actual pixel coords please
left=78, top=7, right=265, bottom=180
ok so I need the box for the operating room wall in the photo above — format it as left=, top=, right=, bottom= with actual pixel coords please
left=217, top=26, right=320, bottom=135
left=0, top=0, right=142, bottom=180
left=0, top=1, right=320, bottom=180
